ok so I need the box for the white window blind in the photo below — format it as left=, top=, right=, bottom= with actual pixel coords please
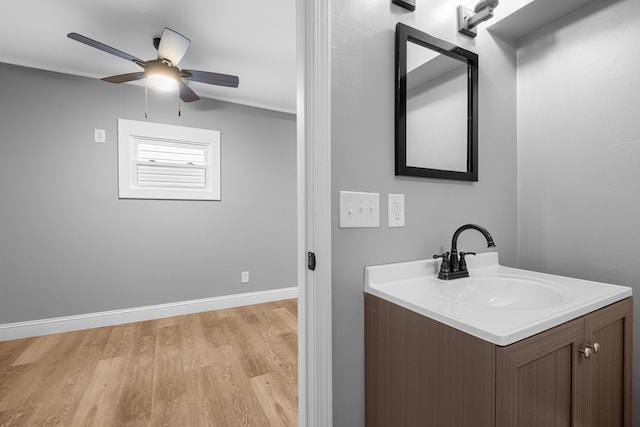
left=135, top=139, right=208, bottom=188
left=118, top=119, right=221, bottom=200
left=137, top=164, right=206, bottom=188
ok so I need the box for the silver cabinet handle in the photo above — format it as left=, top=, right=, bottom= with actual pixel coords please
left=578, top=343, right=600, bottom=359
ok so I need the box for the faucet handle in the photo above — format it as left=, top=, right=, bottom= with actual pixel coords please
left=458, top=251, right=476, bottom=271
left=433, top=252, right=451, bottom=273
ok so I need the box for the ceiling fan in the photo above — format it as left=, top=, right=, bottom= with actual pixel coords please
left=67, top=28, right=239, bottom=103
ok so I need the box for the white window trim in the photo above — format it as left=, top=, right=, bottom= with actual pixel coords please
left=117, top=119, right=221, bottom=200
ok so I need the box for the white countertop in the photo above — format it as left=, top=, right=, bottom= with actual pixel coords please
left=364, top=252, right=632, bottom=345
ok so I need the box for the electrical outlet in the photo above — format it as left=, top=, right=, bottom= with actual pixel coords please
left=388, top=194, right=405, bottom=227
left=339, top=191, right=380, bottom=228
left=241, top=271, right=249, bottom=283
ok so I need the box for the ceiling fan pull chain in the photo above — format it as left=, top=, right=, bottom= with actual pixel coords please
left=145, top=85, right=148, bottom=119
left=178, top=94, right=181, bottom=117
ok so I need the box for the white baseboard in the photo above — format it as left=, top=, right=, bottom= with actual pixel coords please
left=0, top=287, right=298, bottom=342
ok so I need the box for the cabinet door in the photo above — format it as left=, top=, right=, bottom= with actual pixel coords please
left=580, top=298, right=632, bottom=427
left=365, top=294, right=496, bottom=427
left=496, top=318, right=584, bottom=427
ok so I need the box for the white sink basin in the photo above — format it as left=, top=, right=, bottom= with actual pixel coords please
left=365, top=252, right=631, bottom=345
left=438, top=274, right=572, bottom=308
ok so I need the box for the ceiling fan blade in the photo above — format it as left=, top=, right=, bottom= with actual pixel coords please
left=180, top=82, right=200, bottom=102
left=158, top=28, right=191, bottom=65
left=67, top=33, right=145, bottom=67
left=181, top=70, right=239, bottom=88
left=101, top=72, right=145, bottom=84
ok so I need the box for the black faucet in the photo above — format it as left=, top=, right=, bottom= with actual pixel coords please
left=433, top=224, right=496, bottom=280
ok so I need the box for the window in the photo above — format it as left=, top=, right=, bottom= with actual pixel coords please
left=118, top=119, right=221, bottom=200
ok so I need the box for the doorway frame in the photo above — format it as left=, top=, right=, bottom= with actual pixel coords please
left=296, top=0, right=333, bottom=425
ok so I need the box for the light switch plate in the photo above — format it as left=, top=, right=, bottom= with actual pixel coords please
left=388, top=193, right=405, bottom=227
left=339, top=191, right=380, bottom=228
left=94, top=128, right=106, bottom=143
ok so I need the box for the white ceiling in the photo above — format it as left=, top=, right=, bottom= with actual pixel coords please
left=0, top=0, right=297, bottom=113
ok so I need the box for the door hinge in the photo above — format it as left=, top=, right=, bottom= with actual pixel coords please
left=307, top=252, right=316, bottom=271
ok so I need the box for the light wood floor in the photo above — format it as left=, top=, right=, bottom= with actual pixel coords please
left=0, top=299, right=298, bottom=427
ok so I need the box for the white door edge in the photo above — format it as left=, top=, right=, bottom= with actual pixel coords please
left=297, top=0, right=333, bottom=425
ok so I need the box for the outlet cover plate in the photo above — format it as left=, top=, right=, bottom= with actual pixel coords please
left=388, top=193, right=405, bottom=227
left=339, top=191, right=380, bottom=228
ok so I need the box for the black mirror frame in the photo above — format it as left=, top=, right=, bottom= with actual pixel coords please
left=395, top=23, right=479, bottom=181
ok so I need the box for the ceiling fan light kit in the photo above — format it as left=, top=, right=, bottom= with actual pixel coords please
left=67, top=28, right=240, bottom=116
left=144, top=60, right=180, bottom=91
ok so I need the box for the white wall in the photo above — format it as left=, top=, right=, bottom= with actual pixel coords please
left=517, top=0, right=640, bottom=416
left=330, top=1, right=518, bottom=424
left=0, top=62, right=297, bottom=324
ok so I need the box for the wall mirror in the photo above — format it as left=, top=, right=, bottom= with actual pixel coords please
left=395, top=23, right=478, bottom=181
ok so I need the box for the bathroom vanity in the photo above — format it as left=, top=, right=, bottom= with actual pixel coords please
left=364, top=253, right=632, bottom=427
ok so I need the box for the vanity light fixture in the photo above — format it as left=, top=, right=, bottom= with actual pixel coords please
left=392, top=0, right=416, bottom=12
left=457, top=0, right=499, bottom=38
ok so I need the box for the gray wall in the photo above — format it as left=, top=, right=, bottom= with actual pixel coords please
left=516, top=0, right=640, bottom=419
left=0, top=62, right=296, bottom=324
left=330, top=2, right=518, bottom=425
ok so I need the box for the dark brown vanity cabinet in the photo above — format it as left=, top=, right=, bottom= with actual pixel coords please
left=365, top=294, right=632, bottom=427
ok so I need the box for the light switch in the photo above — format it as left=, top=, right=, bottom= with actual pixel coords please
left=339, top=191, right=380, bottom=228
left=94, top=129, right=106, bottom=143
